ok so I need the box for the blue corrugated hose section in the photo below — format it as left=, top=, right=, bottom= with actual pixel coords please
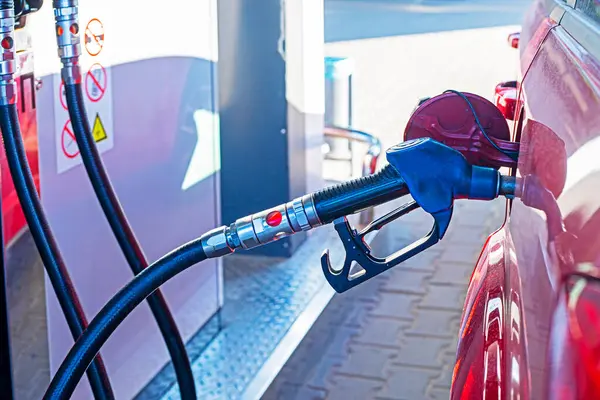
left=150, top=227, right=343, bottom=400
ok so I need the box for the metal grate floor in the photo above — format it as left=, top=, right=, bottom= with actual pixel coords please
left=144, top=226, right=348, bottom=400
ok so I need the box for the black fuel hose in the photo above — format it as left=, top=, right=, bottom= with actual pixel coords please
left=0, top=103, right=115, bottom=399
left=64, top=83, right=196, bottom=399
left=43, top=240, right=207, bottom=399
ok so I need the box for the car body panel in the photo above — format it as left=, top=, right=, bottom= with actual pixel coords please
left=452, top=0, right=600, bottom=398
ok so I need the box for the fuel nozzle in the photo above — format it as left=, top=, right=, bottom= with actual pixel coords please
left=499, top=174, right=518, bottom=199
left=201, top=138, right=515, bottom=292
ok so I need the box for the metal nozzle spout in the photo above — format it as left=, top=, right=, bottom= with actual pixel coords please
left=499, top=175, right=520, bottom=199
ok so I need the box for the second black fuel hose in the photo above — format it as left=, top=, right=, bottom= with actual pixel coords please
left=43, top=166, right=410, bottom=399
left=64, top=82, right=196, bottom=399
left=0, top=0, right=114, bottom=397
left=0, top=104, right=114, bottom=399
left=54, top=0, right=195, bottom=394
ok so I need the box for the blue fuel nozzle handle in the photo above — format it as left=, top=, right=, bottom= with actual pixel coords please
left=319, top=137, right=503, bottom=293
left=201, top=138, right=513, bottom=293
left=385, top=137, right=501, bottom=237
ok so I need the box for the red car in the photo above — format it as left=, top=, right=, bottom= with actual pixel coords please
left=451, top=1, right=600, bottom=399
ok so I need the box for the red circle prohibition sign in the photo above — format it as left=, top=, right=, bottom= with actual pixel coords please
left=85, top=63, right=107, bottom=103
left=59, top=81, right=68, bottom=110
left=84, top=18, right=104, bottom=57
left=61, top=120, right=79, bottom=159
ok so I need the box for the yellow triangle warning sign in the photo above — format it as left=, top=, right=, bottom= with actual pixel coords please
left=92, top=113, right=108, bottom=143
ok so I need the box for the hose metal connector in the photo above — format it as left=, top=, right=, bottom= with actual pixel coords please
left=0, top=7, right=16, bottom=105
left=200, top=226, right=235, bottom=258
left=53, top=0, right=82, bottom=84
left=200, top=194, right=323, bottom=258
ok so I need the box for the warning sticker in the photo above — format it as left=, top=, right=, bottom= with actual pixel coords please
left=84, top=18, right=104, bottom=57
left=92, top=114, right=107, bottom=142
left=60, top=117, right=109, bottom=161
left=54, top=30, right=114, bottom=174
left=54, top=10, right=114, bottom=174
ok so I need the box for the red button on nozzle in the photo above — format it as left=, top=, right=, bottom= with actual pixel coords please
left=1, top=36, right=13, bottom=50
left=266, top=211, right=283, bottom=227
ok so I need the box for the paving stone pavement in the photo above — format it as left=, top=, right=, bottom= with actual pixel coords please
left=262, top=198, right=505, bottom=400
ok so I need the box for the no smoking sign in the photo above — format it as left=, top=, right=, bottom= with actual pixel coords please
left=84, top=18, right=104, bottom=57
left=61, top=120, right=79, bottom=159
left=59, top=81, right=67, bottom=110
left=58, top=64, right=107, bottom=107
left=60, top=115, right=109, bottom=160
left=86, top=63, right=107, bottom=102
left=54, top=15, right=115, bottom=174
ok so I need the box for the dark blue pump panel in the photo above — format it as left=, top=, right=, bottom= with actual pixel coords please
left=217, top=0, right=307, bottom=257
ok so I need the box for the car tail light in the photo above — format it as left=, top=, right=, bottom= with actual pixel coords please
left=494, top=81, right=518, bottom=121
left=548, top=271, right=600, bottom=399
left=508, top=32, right=520, bottom=49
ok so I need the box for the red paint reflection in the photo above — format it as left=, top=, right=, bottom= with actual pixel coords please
left=1, top=50, right=40, bottom=245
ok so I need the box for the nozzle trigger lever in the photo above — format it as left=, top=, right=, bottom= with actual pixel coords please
left=321, top=201, right=452, bottom=293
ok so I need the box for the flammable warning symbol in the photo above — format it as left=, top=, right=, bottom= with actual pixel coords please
left=92, top=113, right=108, bottom=143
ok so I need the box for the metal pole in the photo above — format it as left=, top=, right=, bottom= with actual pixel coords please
left=325, top=57, right=354, bottom=159
left=323, top=126, right=381, bottom=225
